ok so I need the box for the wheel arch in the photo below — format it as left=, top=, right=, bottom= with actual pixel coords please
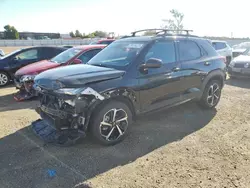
left=84, top=88, right=138, bottom=130
left=201, top=69, right=225, bottom=92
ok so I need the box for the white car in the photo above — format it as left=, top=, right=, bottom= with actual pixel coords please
left=212, top=40, right=232, bottom=65
left=232, top=42, right=250, bottom=58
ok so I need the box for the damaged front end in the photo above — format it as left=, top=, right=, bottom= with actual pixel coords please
left=14, top=75, right=38, bottom=101
left=32, top=85, right=105, bottom=146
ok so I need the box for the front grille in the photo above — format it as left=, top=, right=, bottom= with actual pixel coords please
left=234, top=63, right=246, bottom=68
left=40, top=105, right=67, bottom=119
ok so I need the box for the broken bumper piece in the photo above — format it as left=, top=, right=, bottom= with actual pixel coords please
left=31, top=119, right=86, bottom=146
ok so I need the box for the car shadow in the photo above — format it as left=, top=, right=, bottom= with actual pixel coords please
left=0, top=102, right=217, bottom=188
left=226, top=77, right=250, bottom=89
left=0, top=92, right=38, bottom=112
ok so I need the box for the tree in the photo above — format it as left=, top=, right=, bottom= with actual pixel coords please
left=162, top=9, right=184, bottom=34
left=69, top=31, right=75, bottom=38
left=93, top=31, right=107, bottom=38
left=75, top=30, right=82, bottom=38
left=4, top=25, right=19, bottom=39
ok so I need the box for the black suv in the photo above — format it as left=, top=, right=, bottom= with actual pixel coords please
left=32, top=29, right=226, bottom=146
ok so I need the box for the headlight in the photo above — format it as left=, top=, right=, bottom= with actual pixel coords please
left=20, top=75, right=37, bottom=82
left=54, top=88, right=85, bottom=95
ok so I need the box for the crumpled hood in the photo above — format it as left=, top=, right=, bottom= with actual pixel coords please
left=34, top=64, right=125, bottom=89
left=15, top=60, right=60, bottom=76
left=233, top=55, right=250, bottom=63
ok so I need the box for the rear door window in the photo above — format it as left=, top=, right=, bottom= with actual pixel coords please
left=179, top=40, right=202, bottom=61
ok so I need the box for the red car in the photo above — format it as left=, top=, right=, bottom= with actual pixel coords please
left=90, top=39, right=115, bottom=45
left=14, top=44, right=106, bottom=101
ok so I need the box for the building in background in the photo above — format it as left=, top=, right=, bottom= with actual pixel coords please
left=0, top=31, right=61, bottom=39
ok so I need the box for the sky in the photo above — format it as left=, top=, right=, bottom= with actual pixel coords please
left=0, top=0, right=249, bottom=37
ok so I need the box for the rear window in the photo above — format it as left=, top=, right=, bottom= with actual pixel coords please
left=212, top=42, right=227, bottom=50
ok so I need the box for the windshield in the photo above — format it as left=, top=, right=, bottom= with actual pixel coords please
left=88, top=41, right=146, bottom=67
left=51, top=48, right=82, bottom=64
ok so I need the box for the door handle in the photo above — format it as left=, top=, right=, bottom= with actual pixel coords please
left=172, top=67, right=180, bottom=72
left=204, top=62, right=211, bottom=66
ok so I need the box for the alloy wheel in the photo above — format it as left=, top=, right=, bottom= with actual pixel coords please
left=0, top=73, right=8, bottom=86
left=99, top=108, right=128, bottom=141
left=207, top=83, right=220, bottom=106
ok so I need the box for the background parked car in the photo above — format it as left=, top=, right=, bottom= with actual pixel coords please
left=232, top=42, right=250, bottom=58
left=212, top=40, right=232, bottom=65
left=228, top=48, right=250, bottom=78
left=0, top=46, right=66, bottom=86
left=14, top=45, right=106, bottom=101
left=90, top=39, right=115, bottom=45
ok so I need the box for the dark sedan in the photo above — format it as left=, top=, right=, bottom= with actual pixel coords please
left=228, top=48, right=250, bottom=78
left=0, top=46, right=66, bottom=86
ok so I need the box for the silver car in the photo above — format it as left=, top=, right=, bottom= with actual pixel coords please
left=228, top=48, right=250, bottom=78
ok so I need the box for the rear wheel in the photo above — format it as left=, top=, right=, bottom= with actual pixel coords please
left=199, top=80, right=222, bottom=109
left=90, top=101, right=132, bottom=145
left=0, top=71, right=10, bottom=86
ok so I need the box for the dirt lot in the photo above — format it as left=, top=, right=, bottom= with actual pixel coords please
left=0, top=78, right=250, bottom=188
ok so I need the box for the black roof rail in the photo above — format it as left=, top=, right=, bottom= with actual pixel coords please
left=131, top=29, right=194, bottom=36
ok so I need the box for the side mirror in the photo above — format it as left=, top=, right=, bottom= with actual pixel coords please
left=72, top=58, right=83, bottom=64
left=139, top=58, right=162, bottom=73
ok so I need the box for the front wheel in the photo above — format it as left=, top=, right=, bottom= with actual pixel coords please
left=0, top=71, right=10, bottom=86
left=199, top=80, right=222, bottom=109
left=90, top=101, right=132, bottom=145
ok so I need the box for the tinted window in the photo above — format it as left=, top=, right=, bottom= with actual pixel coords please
left=212, top=42, right=226, bottom=50
left=78, top=49, right=102, bottom=63
left=15, top=49, right=38, bottom=60
left=145, top=41, right=176, bottom=63
left=100, top=40, right=114, bottom=45
left=179, top=41, right=201, bottom=61
left=40, top=48, right=63, bottom=59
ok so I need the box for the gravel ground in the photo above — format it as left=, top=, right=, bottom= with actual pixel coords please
left=0, top=78, right=249, bottom=188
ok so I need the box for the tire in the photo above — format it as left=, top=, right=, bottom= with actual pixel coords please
left=0, top=71, right=10, bottom=86
left=90, top=101, right=132, bottom=145
left=199, top=80, right=222, bottom=109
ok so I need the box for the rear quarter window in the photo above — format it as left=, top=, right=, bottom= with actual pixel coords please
left=200, top=40, right=218, bottom=57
